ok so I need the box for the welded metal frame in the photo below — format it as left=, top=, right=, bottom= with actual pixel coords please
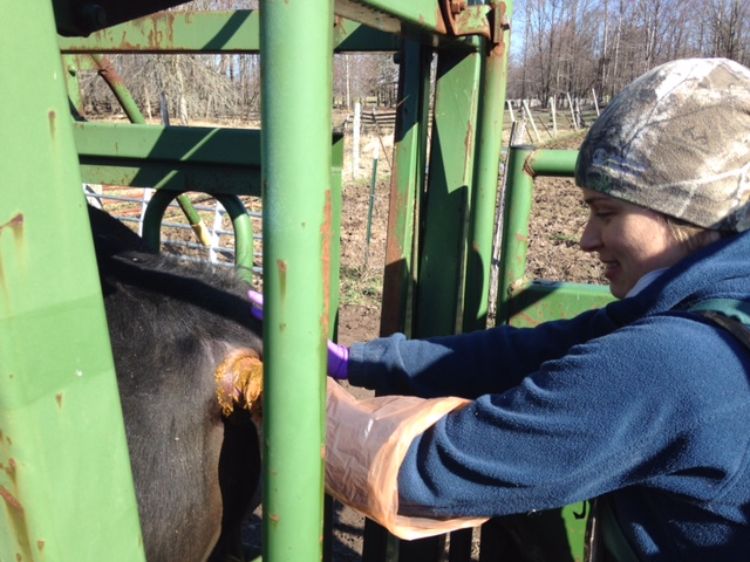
left=0, top=3, right=146, bottom=561
left=1, top=0, right=612, bottom=560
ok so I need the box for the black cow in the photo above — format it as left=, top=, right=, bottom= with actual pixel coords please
left=88, top=206, right=262, bottom=562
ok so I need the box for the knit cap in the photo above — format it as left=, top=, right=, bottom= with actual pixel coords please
left=575, top=58, right=750, bottom=232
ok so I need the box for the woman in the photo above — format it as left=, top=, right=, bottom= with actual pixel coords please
left=252, top=58, right=750, bottom=560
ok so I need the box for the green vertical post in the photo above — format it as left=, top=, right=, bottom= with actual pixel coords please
left=463, top=0, right=513, bottom=332
left=260, top=1, right=333, bottom=561
left=496, top=145, right=534, bottom=324
left=0, top=3, right=145, bottom=561
left=414, top=47, right=482, bottom=338
left=364, top=38, right=433, bottom=562
left=379, top=39, right=432, bottom=340
left=61, top=54, right=84, bottom=118
left=403, top=43, right=482, bottom=562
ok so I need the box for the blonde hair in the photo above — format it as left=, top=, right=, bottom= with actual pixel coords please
left=664, top=216, right=723, bottom=252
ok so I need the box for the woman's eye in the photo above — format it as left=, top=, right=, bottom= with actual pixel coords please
left=594, top=210, right=614, bottom=219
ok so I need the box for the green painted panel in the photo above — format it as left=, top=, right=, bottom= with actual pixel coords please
left=0, top=2, right=145, bottom=561
left=415, top=48, right=482, bottom=338
left=508, top=281, right=614, bottom=328
left=58, top=11, right=397, bottom=53
left=260, top=0, right=333, bottom=559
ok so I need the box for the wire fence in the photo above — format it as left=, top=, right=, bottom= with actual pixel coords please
left=84, top=184, right=263, bottom=276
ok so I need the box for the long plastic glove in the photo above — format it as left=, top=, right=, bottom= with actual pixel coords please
left=325, top=379, right=488, bottom=539
left=247, top=289, right=349, bottom=379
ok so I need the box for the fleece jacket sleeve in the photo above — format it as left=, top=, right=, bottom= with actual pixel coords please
left=394, top=313, right=750, bottom=518
left=348, top=306, right=615, bottom=399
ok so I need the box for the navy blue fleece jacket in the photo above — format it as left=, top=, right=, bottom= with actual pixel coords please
left=348, top=231, right=750, bottom=561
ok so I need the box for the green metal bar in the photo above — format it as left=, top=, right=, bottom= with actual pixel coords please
left=506, top=281, right=613, bottom=328
left=61, top=54, right=84, bottom=118
left=141, top=191, right=255, bottom=282
left=364, top=152, right=379, bottom=268
left=74, top=121, right=263, bottom=195
left=462, top=0, right=513, bottom=332
left=496, top=145, right=534, bottom=324
left=378, top=39, right=432, bottom=340
left=89, top=54, right=212, bottom=246
left=333, top=17, right=400, bottom=51
left=260, top=1, right=333, bottom=560
left=58, top=11, right=397, bottom=53
left=497, top=147, right=602, bottom=325
left=526, top=149, right=579, bottom=177
left=74, top=122, right=262, bottom=167
left=414, top=47, right=482, bottom=338
left=0, top=2, right=145, bottom=561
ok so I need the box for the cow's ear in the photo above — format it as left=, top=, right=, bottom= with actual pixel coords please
left=215, top=348, right=263, bottom=418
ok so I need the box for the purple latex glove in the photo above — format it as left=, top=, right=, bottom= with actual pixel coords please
left=248, top=290, right=349, bottom=379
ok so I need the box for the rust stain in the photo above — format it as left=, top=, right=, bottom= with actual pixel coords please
left=48, top=111, right=56, bottom=138
left=269, top=514, right=280, bottom=525
left=1, top=213, right=25, bottom=236
left=464, top=119, right=474, bottom=160
left=6, top=458, right=17, bottom=480
left=276, top=259, right=287, bottom=300
left=0, top=213, right=26, bottom=305
left=16, top=553, right=21, bottom=562
left=55, top=393, right=63, bottom=409
left=0, top=485, right=23, bottom=511
left=36, top=540, right=44, bottom=552
left=524, top=151, right=540, bottom=178
left=95, top=55, right=126, bottom=90
left=320, top=190, right=332, bottom=339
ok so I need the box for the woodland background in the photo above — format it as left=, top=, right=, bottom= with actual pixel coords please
left=80, top=0, right=750, bottom=122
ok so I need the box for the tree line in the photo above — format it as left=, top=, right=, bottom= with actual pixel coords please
left=78, top=0, right=749, bottom=120
left=509, top=0, right=749, bottom=103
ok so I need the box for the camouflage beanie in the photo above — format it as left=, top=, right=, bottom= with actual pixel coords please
left=575, top=58, right=750, bottom=232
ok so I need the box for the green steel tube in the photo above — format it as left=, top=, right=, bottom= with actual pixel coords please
left=364, top=154, right=379, bottom=268
left=260, top=1, right=332, bottom=560
left=59, top=11, right=398, bottom=54
left=91, top=54, right=211, bottom=245
left=378, top=38, right=432, bottom=340
left=62, top=54, right=85, bottom=118
left=141, top=191, right=254, bottom=283
left=462, top=0, right=514, bottom=332
left=526, top=149, right=578, bottom=177
left=496, top=145, right=534, bottom=324
left=414, top=47, right=482, bottom=338
left=0, top=2, right=145, bottom=560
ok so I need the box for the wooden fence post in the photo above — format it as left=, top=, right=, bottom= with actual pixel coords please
left=506, top=99, right=515, bottom=123
left=566, top=92, right=579, bottom=131
left=592, top=88, right=600, bottom=116
left=522, top=99, right=541, bottom=143
left=352, top=100, right=361, bottom=179
left=549, top=96, right=557, bottom=136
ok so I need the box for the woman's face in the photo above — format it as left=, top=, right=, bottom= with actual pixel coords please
left=579, top=188, right=689, bottom=298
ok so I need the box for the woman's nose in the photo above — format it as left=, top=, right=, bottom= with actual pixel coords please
left=579, top=220, right=601, bottom=252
